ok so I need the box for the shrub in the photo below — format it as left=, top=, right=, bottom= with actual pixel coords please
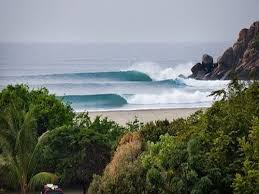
left=0, top=84, right=74, bottom=135
left=36, top=125, right=111, bottom=192
left=88, top=132, right=146, bottom=194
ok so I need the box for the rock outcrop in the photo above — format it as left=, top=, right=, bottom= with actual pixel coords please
left=189, top=21, right=259, bottom=80
left=190, top=54, right=215, bottom=79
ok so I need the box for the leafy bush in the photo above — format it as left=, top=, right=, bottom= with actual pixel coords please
left=232, top=118, right=259, bottom=194
left=0, top=84, right=74, bottom=135
left=36, top=125, right=111, bottom=192
left=88, top=132, right=146, bottom=194
left=36, top=112, right=129, bottom=192
left=74, top=112, right=128, bottom=149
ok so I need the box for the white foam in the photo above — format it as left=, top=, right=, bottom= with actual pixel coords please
left=126, top=61, right=229, bottom=91
left=126, top=61, right=193, bottom=80
left=184, top=78, right=229, bottom=90
left=125, top=90, right=212, bottom=105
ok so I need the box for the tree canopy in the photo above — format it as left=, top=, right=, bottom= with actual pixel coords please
left=0, top=84, right=75, bottom=135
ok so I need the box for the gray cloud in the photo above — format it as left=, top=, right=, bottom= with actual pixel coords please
left=0, top=0, right=258, bottom=42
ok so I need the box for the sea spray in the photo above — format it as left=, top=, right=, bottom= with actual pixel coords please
left=126, top=61, right=194, bottom=80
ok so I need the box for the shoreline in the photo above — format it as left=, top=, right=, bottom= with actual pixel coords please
left=88, top=107, right=207, bottom=125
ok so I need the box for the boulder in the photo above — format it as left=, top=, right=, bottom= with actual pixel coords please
left=191, top=62, right=204, bottom=77
left=191, top=62, right=202, bottom=74
left=202, top=54, right=213, bottom=65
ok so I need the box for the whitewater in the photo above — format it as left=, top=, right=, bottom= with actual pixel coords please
left=0, top=42, right=230, bottom=111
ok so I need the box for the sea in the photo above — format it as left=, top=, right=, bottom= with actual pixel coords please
left=0, top=42, right=230, bottom=112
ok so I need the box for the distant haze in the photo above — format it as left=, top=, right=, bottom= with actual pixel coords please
left=0, top=0, right=258, bottom=43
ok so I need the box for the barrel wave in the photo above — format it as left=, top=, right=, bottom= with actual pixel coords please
left=21, top=70, right=153, bottom=82
left=60, top=94, right=128, bottom=109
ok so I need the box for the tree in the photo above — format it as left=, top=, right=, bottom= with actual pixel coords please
left=233, top=118, right=259, bottom=194
left=74, top=112, right=126, bottom=147
left=88, top=132, right=146, bottom=194
left=0, top=106, right=58, bottom=194
left=36, top=125, right=112, bottom=194
left=0, top=84, right=75, bottom=135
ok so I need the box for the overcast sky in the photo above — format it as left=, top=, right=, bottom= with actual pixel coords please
left=0, top=0, right=258, bottom=43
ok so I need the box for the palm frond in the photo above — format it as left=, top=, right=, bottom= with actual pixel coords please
left=0, top=129, right=14, bottom=153
left=209, top=89, right=227, bottom=100
left=28, top=131, right=51, bottom=175
left=28, top=172, right=59, bottom=190
left=15, top=110, right=37, bottom=174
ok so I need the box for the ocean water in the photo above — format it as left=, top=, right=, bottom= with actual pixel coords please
left=0, top=42, right=230, bottom=111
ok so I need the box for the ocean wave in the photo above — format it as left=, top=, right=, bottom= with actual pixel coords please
left=125, top=62, right=228, bottom=90
left=126, top=61, right=193, bottom=80
left=184, top=78, right=229, bottom=90
left=60, top=94, right=128, bottom=108
left=125, top=90, right=212, bottom=105
left=154, top=79, right=186, bottom=87
left=60, top=90, right=212, bottom=110
left=2, top=70, right=152, bottom=83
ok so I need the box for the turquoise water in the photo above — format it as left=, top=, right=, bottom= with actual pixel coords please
left=0, top=42, right=230, bottom=111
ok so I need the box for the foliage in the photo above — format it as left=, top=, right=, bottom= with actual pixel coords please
left=74, top=112, right=126, bottom=147
left=232, top=118, right=259, bottom=194
left=1, top=81, right=259, bottom=193
left=88, top=132, right=146, bottom=194
left=0, top=106, right=58, bottom=194
left=36, top=125, right=111, bottom=192
left=0, top=85, right=128, bottom=193
left=36, top=112, right=129, bottom=192
left=125, top=116, right=144, bottom=132
left=89, top=81, right=259, bottom=193
left=139, top=119, right=171, bottom=143
left=0, top=84, right=74, bottom=135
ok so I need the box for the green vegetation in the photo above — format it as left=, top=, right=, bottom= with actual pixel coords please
left=0, top=85, right=75, bottom=135
left=89, top=80, right=259, bottom=194
left=0, top=85, right=127, bottom=194
left=0, top=106, right=58, bottom=194
left=1, top=81, right=258, bottom=194
left=88, top=132, right=146, bottom=194
left=35, top=113, right=127, bottom=193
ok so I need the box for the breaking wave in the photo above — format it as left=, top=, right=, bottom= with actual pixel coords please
left=60, top=89, right=213, bottom=111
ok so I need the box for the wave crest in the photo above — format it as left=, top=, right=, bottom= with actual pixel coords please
left=60, top=90, right=213, bottom=111
left=125, top=90, right=212, bottom=105
left=126, top=61, right=193, bottom=80
left=61, top=94, right=128, bottom=108
left=43, top=70, right=152, bottom=82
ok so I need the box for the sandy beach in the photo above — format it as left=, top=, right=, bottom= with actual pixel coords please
left=88, top=107, right=206, bottom=125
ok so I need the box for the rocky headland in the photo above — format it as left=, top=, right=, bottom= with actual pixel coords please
left=189, top=21, right=259, bottom=80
